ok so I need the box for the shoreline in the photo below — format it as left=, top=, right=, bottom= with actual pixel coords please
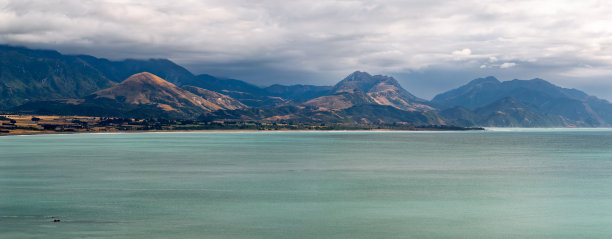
left=1, top=114, right=485, bottom=136
left=0, top=127, right=487, bottom=137
left=0, top=114, right=486, bottom=136
left=6, top=127, right=612, bottom=137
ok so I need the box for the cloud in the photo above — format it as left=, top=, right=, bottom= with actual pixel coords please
left=452, top=48, right=472, bottom=60
left=500, top=62, right=517, bottom=68
left=1, top=0, right=612, bottom=100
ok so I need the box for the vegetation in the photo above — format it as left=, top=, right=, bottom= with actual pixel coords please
left=0, top=114, right=483, bottom=135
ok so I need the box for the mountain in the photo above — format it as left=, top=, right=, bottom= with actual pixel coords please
left=0, top=45, right=204, bottom=109
left=181, top=86, right=246, bottom=110
left=432, top=76, right=503, bottom=109
left=341, top=104, right=442, bottom=125
left=188, top=74, right=286, bottom=108
left=90, top=72, right=228, bottom=112
left=199, top=105, right=348, bottom=124
left=438, top=107, right=480, bottom=127
left=432, top=77, right=588, bottom=109
left=201, top=104, right=443, bottom=125
left=6, top=45, right=612, bottom=127
left=184, top=75, right=333, bottom=106
left=433, top=77, right=612, bottom=127
left=304, top=89, right=375, bottom=109
left=13, top=70, right=443, bottom=125
left=305, top=71, right=434, bottom=111
left=0, top=45, right=116, bottom=109
left=472, top=97, right=566, bottom=127
left=15, top=72, right=246, bottom=118
left=0, top=45, right=293, bottom=110
left=202, top=72, right=444, bottom=125
left=77, top=55, right=196, bottom=85
left=440, top=97, right=567, bottom=127
left=264, top=84, right=332, bottom=102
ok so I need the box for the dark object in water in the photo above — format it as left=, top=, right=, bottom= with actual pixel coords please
left=53, top=219, right=60, bottom=222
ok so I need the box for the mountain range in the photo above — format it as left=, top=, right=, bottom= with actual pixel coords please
left=433, top=77, right=612, bottom=127
left=3, top=45, right=612, bottom=127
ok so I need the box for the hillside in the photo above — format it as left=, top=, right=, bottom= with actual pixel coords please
left=305, top=71, right=434, bottom=111
left=15, top=73, right=246, bottom=118
left=77, top=56, right=196, bottom=86
left=264, top=84, right=332, bottom=102
left=434, top=77, right=612, bottom=127
left=0, top=45, right=322, bottom=109
left=0, top=45, right=115, bottom=109
left=182, top=86, right=247, bottom=110
left=0, top=45, right=203, bottom=109
left=201, top=104, right=443, bottom=125
left=189, top=74, right=286, bottom=108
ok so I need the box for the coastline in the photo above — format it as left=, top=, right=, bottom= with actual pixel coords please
left=0, top=127, right=487, bottom=137
left=0, top=114, right=485, bottom=136
left=7, top=127, right=612, bottom=137
left=4, top=113, right=612, bottom=137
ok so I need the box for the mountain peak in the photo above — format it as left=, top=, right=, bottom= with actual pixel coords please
left=122, top=72, right=171, bottom=86
left=518, top=78, right=556, bottom=88
left=0, top=44, right=63, bottom=58
left=468, top=76, right=500, bottom=85
left=306, top=71, right=432, bottom=111
left=90, top=72, right=246, bottom=115
left=502, top=78, right=588, bottom=100
left=343, top=71, right=373, bottom=82
left=92, top=72, right=184, bottom=105
left=334, top=71, right=400, bottom=93
left=433, top=76, right=612, bottom=126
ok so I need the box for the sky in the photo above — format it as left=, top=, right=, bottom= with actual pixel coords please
left=1, top=0, right=612, bottom=100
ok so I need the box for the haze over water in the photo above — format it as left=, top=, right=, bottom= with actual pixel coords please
left=2, top=130, right=612, bottom=238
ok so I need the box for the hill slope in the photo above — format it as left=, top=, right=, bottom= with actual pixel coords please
left=0, top=45, right=116, bottom=109
left=201, top=104, right=443, bottom=125
left=187, top=74, right=300, bottom=108
left=434, top=77, right=612, bottom=126
left=0, top=45, right=201, bottom=109
left=264, top=84, right=332, bottom=102
left=15, top=72, right=246, bottom=118
left=77, top=56, right=196, bottom=86
left=182, top=86, right=247, bottom=110
left=305, top=71, right=433, bottom=111
left=91, top=72, right=227, bottom=112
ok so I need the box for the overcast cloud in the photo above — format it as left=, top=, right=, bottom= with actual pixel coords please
left=1, top=0, right=612, bottom=100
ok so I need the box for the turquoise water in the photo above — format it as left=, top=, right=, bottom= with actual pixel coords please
left=2, top=130, right=612, bottom=238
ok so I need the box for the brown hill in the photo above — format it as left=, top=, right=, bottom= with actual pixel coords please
left=305, top=71, right=434, bottom=111
left=303, top=90, right=375, bottom=109
left=93, top=72, right=205, bottom=112
left=182, top=86, right=247, bottom=110
left=12, top=72, right=247, bottom=119
left=88, top=72, right=246, bottom=115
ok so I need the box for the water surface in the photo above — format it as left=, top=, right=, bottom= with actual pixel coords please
left=2, top=130, right=612, bottom=238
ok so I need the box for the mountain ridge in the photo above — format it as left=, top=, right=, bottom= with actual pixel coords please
left=433, top=77, right=612, bottom=127
left=15, top=72, right=246, bottom=118
left=5, top=45, right=612, bottom=127
left=305, top=71, right=434, bottom=111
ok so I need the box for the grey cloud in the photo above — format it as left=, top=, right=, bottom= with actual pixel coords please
left=1, top=0, right=612, bottom=100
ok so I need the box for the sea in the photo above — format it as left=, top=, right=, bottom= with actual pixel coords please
left=2, top=129, right=612, bottom=238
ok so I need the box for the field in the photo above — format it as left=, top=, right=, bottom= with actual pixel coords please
left=0, top=114, right=483, bottom=135
left=0, top=115, right=119, bottom=135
